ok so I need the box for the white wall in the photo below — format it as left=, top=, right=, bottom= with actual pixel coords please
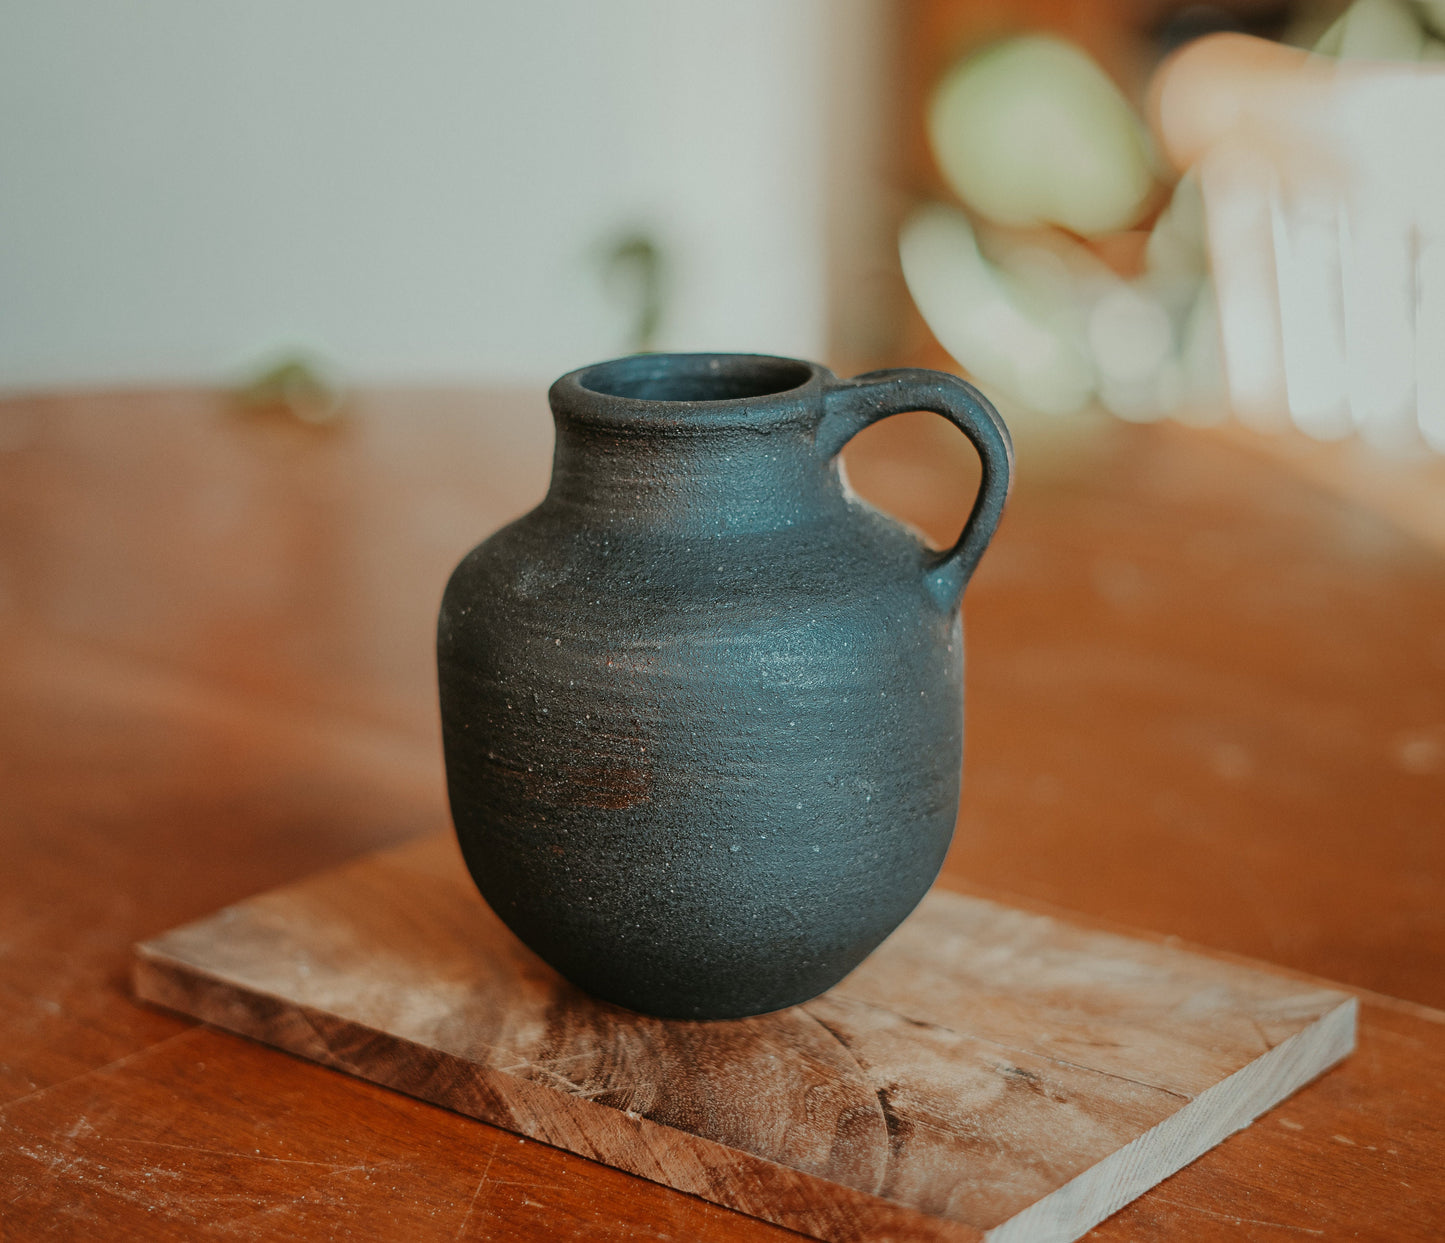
left=0, top=1, right=829, bottom=389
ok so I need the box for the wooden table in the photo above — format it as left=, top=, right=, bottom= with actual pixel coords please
left=2, top=387, right=1442, bottom=1240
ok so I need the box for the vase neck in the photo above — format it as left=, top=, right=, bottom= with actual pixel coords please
left=545, top=417, right=839, bottom=536
left=542, top=353, right=840, bottom=536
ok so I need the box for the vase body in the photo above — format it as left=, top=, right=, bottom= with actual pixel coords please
left=438, top=353, right=1011, bottom=1019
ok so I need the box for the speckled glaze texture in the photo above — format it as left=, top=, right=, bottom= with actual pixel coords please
left=438, top=354, right=1012, bottom=1019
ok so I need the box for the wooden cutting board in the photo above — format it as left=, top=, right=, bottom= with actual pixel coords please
left=132, top=833, right=1354, bottom=1243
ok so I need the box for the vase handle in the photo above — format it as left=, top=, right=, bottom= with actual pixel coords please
left=819, top=368, right=1014, bottom=613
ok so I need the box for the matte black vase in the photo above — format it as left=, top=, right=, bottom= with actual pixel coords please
left=438, top=353, right=1012, bottom=1019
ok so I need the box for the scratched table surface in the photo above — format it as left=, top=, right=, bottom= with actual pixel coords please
left=1, top=386, right=1443, bottom=1241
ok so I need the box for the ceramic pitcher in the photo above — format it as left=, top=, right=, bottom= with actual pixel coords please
left=438, top=353, right=1012, bottom=1019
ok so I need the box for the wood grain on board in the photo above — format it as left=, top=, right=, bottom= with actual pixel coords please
left=134, top=833, right=1354, bottom=1243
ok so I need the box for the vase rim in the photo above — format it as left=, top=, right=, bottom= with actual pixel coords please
left=552, top=353, right=824, bottom=429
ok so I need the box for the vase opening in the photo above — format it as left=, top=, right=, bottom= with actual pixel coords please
left=578, top=354, right=814, bottom=404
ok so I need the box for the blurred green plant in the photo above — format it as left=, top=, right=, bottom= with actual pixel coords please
left=1316, top=0, right=1445, bottom=58
left=601, top=231, right=667, bottom=354
left=928, top=35, right=1159, bottom=237
left=905, top=0, right=1445, bottom=431
left=232, top=353, right=346, bottom=427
